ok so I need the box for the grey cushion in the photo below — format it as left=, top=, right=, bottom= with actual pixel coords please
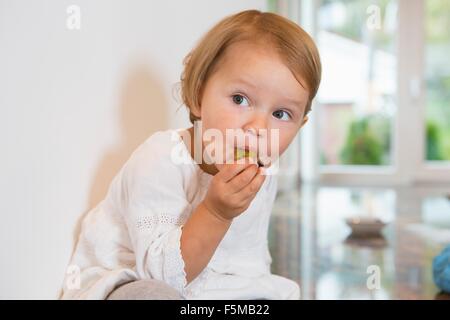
left=106, top=279, right=184, bottom=300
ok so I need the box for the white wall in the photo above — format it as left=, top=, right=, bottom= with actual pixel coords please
left=0, top=0, right=267, bottom=299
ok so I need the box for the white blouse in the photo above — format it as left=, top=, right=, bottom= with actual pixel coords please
left=61, top=128, right=300, bottom=300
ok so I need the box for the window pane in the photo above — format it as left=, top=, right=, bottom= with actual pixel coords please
left=425, top=0, right=450, bottom=162
left=317, top=0, right=397, bottom=166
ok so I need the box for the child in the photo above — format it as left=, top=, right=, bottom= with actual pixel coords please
left=61, top=9, right=321, bottom=300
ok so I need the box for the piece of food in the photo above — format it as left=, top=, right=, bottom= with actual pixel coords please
left=235, top=148, right=256, bottom=160
left=234, top=148, right=263, bottom=167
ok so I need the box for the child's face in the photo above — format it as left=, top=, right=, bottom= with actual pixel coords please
left=192, top=41, right=309, bottom=169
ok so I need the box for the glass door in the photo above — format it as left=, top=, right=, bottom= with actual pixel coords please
left=315, top=0, right=398, bottom=183
left=273, top=0, right=449, bottom=185
left=419, top=0, right=450, bottom=181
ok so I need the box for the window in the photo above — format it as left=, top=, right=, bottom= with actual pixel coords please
left=317, top=0, right=397, bottom=167
left=424, top=0, right=450, bottom=163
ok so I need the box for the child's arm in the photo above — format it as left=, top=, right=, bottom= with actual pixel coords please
left=180, top=162, right=266, bottom=284
left=180, top=201, right=232, bottom=284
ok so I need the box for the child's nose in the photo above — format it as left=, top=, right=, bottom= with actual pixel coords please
left=243, top=113, right=269, bottom=137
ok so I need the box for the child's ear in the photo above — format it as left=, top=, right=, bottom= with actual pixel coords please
left=300, top=115, right=309, bottom=128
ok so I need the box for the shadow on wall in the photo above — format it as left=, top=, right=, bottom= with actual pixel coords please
left=60, top=64, right=170, bottom=297
left=85, top=64, right=169, bottom=212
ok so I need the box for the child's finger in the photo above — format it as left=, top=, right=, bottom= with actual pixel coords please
left=228, top=164, right=259, bottom=193
left=217, top=162, right=253, bottom=183
left=239, top=168, right=266, bottom=198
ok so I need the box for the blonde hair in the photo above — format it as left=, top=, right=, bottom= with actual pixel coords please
left=180, top=9, right=321, bottom=124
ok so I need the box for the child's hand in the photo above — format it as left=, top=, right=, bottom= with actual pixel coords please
left=202, top=162, right=266, bottom=222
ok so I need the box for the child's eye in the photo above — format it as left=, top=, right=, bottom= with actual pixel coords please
left=273, top=109, right=291, bottom=121
left=232, top=94, right=250, bottom=107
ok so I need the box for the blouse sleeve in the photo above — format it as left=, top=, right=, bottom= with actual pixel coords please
left=111, top=135, right=192, bottom=295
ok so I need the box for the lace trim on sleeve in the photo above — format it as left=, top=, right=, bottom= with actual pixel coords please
left=162, top=226, right=188, bottom=295
left=135, top=213, right=188, bottom=231
left=133, top=213, right=190, bottom=296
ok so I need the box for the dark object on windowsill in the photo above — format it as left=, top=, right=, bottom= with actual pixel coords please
left=344, top=233, right=388, bottom=249
left=345, top=216, right=387, bottom=238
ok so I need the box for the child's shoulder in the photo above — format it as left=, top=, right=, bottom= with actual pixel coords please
left=122, top=128, right=192, bottom=180
left=141, top=128, right=182, bottom=157
left=106, top=128, right=193, bottom=213
left=134, top=127, right=186, bottom=157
